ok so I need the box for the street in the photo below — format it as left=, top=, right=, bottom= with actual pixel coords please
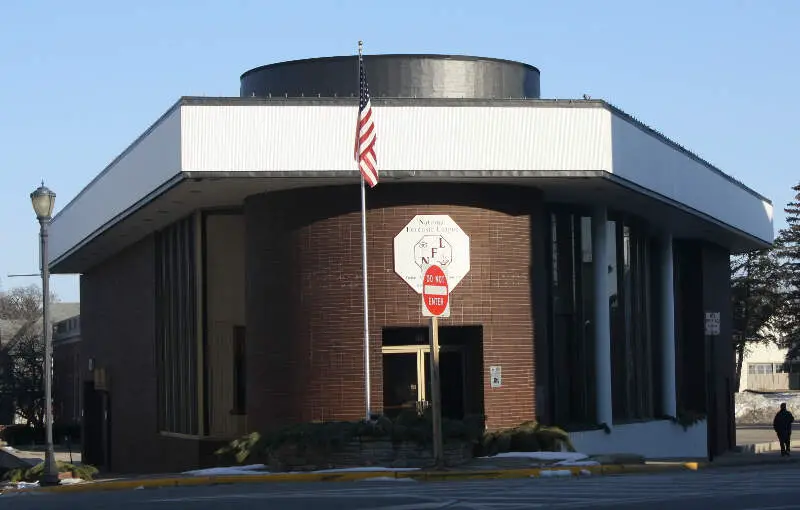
left=4, top=464, right=800, bottom=510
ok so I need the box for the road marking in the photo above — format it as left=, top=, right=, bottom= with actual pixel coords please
left=740, top=506, right=800, bottom=510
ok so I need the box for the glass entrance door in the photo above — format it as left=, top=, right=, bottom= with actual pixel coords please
left=383, top=345, right=465, bottom=419
left=382, top=352, right=421, bottom=417
left=424, top=350, right=466, bottom=419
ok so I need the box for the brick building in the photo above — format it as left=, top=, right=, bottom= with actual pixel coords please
left=53, top=313, right=82, bottom=431
left=47, top=55, right=774, bottom=473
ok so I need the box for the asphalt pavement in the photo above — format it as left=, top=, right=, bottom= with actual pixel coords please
left=5, top=463, right=800, bottom=510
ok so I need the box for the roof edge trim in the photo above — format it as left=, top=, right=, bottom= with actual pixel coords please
left=602, top=173, right=773, bottom=249
left=50, top=173, right=186, bottom=272
left=604, top=101, right=771, bottom=205
left=51, top=98, right=185, bottom=223
left=240, top=54, right=540, bottom=80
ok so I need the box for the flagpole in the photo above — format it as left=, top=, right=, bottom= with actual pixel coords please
left=358, top=40, right=372, bottom=422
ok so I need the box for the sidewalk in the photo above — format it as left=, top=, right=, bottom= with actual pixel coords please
left=0, top=456, right=723, bottom=495
left=3, top=445, right=798, bottom=495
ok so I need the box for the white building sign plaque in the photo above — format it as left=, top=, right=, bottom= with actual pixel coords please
left=704, top=312, right=720, bottom=336
left=490, top=366, right=502, bottom=388
left=393, top=215, right=471, bottom=294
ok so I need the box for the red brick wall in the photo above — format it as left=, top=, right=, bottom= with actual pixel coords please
left=53, top=341, right=81, bottom=427
left=80, top=236, right=204, bottom=473
left=245, top=183, right=541, bottom=431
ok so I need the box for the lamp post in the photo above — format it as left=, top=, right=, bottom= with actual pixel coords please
left=30, top=182, right=59, bottom=486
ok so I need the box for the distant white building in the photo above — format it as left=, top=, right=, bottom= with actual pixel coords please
left=739, top=337, right=798, bottom=392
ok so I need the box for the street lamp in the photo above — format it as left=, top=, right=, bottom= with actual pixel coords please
left=30, top=181, right=59, bottom=486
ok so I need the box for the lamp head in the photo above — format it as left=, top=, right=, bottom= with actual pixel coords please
left=30, top=181, right=56, bottom=221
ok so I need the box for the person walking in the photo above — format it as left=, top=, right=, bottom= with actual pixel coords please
left=773, top=403, right=795, bottom=457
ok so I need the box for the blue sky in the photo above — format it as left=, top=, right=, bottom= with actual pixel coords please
left=1, top=0, right=797, bottom=303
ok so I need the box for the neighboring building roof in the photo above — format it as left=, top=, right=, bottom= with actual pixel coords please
left=0, top=302, right=80, bottom=346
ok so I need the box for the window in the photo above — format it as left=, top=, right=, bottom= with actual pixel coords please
left=747, top=363, right=775, bottom=375
left=548, top=210, right=596, bottom=427
left=155, top=216, right=200, bottom=435
left=232, top=326, right=247, bottom=415
left=609, top=218, right=658, bottom=422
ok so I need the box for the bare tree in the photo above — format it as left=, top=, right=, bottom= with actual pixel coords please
left=2, top=329, right=45, bottom=428
left=0, top=285, right=43, bottom=322
left=0, top=284, right=55, bottom=427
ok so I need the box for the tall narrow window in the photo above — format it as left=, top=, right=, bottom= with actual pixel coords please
left=548, top=210, right=596, bottom=428
left=609, top=218, right=656, bottom=422
left=155, top=216, right=199, bottom=435
left=232, top=326, right=247, bottom=415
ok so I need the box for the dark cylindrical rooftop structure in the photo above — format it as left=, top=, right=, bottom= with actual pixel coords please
left=240, top=54, right=540, bottom=99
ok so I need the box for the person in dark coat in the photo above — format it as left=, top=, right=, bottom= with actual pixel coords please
left=773, top=403, right=795, bottom=456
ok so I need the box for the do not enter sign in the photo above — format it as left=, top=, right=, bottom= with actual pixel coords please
left=422, top=265, right=449, bottom=317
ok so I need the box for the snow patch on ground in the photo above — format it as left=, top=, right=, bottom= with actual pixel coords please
left=538, top=470, right=572, bottom=478
left=13, top=481, right=39, bottom=489
left=479, top=452, right=588, bottom=462
left=479, top=451, right=595, bottom=466
left=59, top=478, right=84, bottom=485
left=735, top=391, right=800, bottom=424
left=310, top=467, right=420, bottom=473
left=183, top=464, right=268, bottom=476
left=360, top=476, right=418, bottom=482
left=554, top=460, right=600, bottom=467
left=182, top=465, right=421, bottom=477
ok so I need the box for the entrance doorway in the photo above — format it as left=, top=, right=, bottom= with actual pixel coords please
left=82, top=381, right=111, bottom=470
left=381, top=326, right=483, bottom=420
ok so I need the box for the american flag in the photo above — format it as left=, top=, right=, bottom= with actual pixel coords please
left=354, top=53, right=378, bottom=187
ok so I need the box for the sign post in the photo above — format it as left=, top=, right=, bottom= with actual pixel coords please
left=394, top=215, right=470, bottom=469
left=704, top=311, right=720, bottom=462
left=422, top=264, right=449, bottom=468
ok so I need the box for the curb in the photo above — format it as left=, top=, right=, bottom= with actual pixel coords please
left=737, top=440, right=796, bottom=454
left=1, top=462, right=701, bottom=495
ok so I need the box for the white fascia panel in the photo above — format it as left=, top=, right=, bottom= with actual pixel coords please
left=49, top=106, right=183, bottom=265
left=610, top=114, right=774, bottom=244
left=179, top=104, right=613, bottom=173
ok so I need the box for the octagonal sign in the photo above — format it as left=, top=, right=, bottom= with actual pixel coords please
left=393, top=215, right=470, bottom=294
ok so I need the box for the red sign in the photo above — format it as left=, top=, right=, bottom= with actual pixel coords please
left=422, top=265, right=449, bottom=316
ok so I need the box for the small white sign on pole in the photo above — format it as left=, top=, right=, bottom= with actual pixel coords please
left=394, top=215, right=470, bottom=294
left=704, top=312, right=720, bottom=336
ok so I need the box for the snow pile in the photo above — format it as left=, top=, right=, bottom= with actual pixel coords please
left=14, top=481, right=39, bottom=489
left=360, top=476, right=417, bottom=482
left=478, top=451, right=597, bottom=466
left=311, top=467, right=419, bottom=473
left=182, top=465, right=420, bottom=477
left=538, top=469, right=572, bottom=478
left=735, top=392, right=800, bottom=424
left=183, top=464, right=268, bottom=476
left=483, top=452, right=587, bottom=462
left=554, top=459, right=600, bottom=467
